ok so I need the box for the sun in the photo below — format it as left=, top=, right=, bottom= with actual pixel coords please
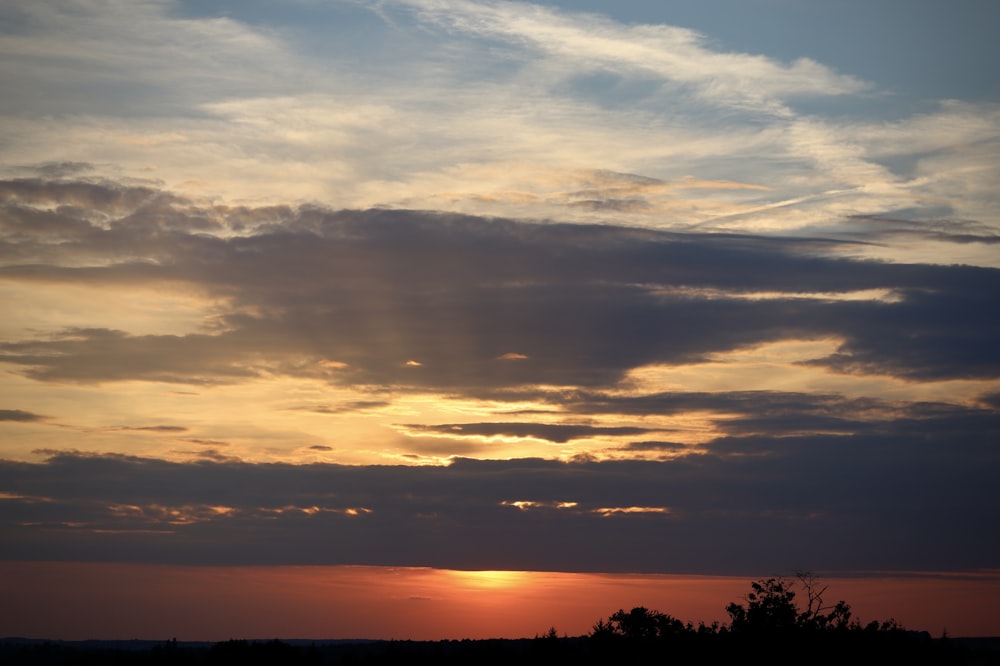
left=447, top=570, right=532, bottom=591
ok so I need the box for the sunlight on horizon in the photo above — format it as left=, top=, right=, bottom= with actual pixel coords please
left=2, top=562, right=998, bottom=640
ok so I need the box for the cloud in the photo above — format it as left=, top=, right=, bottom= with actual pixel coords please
left=390, top=0, right=868, bottom=115
left=1, top=1, right=995, bottom=238
left=22, top=162, right=95, bottom=179
left=184, top=439, right=229, bottom=446
left=115, top=425, right=188, bottom=433
left=0, top=409, right=46, bottom=422
left=1, top=433, right=996, bottom=573
left=804, top=289, right=1000, bottom=381
left=0, top=0, right=297, bottom=116
left=292, top=401, right=392, bottom=415
left=401, top=422, right=655, bottom=444
left=843, top=214, right=1000, bottom=245
left=483, top=390, right=1000, bottom=452
left=620, top=441, right=688, bottom=452
left=2, top=180, right=999, bottom=390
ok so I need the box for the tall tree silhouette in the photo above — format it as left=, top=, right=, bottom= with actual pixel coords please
left=726, top=573, right=854, bottom=634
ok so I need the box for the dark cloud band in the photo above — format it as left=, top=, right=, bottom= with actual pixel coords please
left=1, top=432, right=996, bottom=573
left=3, top=178, right=999, bottom=390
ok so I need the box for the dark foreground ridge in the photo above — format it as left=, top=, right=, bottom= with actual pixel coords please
left=3, top=577, right=998, bottom=665
left=3, top=634, right=998, bottom=666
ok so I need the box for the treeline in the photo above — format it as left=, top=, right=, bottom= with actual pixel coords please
left=582, top=575, right=980, bottom=665
left=2, top=576, right=997, bottom=665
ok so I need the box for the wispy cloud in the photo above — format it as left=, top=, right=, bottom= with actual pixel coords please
left=1, top=0, right=995, bottom=240
left=401, top=422, right=656, bottom=443
left=391, top=0, right=868, bottom=114
left=0, top=0, right=295, bottom=116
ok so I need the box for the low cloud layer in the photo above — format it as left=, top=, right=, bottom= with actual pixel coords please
left=2, top=425, right=996, bottom=573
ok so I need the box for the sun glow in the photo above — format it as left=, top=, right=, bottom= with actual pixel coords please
left=446, top=569, right=533, bottom=591
left=4, top=563, right=996, bottom=640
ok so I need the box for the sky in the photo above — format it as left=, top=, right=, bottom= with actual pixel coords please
left=1, top=0, right=999, bottom=639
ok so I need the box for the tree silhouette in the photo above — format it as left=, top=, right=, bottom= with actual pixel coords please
left=725, top=572, right=854, bottom=634
left=583, top=575, right=978, bottom=665
left=593, top=606, right=686, bottom=641
left=795, top=571, right=854, bottom=631
left=726, top=577, right=799, bottom=633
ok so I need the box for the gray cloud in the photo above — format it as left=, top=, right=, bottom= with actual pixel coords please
left=844, top=214, right=1000, bottom=245
left=621, top=441, right=689, bottom=452
left=804, top=289, right=1000, bottom=380
left=293, top=401, right=392, bottom=415
left=538, top=390, right=1000, bottom=439
left=0, top=409, right=46, bottom=422
left=184, top=439, right=230, bottom=447
left=402, top=422, right=655, bottom=443
left=3, top=178, right=999, bottom=391
left=116, top=425, right=188, bottom=433
left=1, top=427, right=996, bottom=573
left=22, top=162, right=96, bottom=179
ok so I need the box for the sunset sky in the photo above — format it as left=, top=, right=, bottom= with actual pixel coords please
left=1, top=0, right=999, bottom=640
